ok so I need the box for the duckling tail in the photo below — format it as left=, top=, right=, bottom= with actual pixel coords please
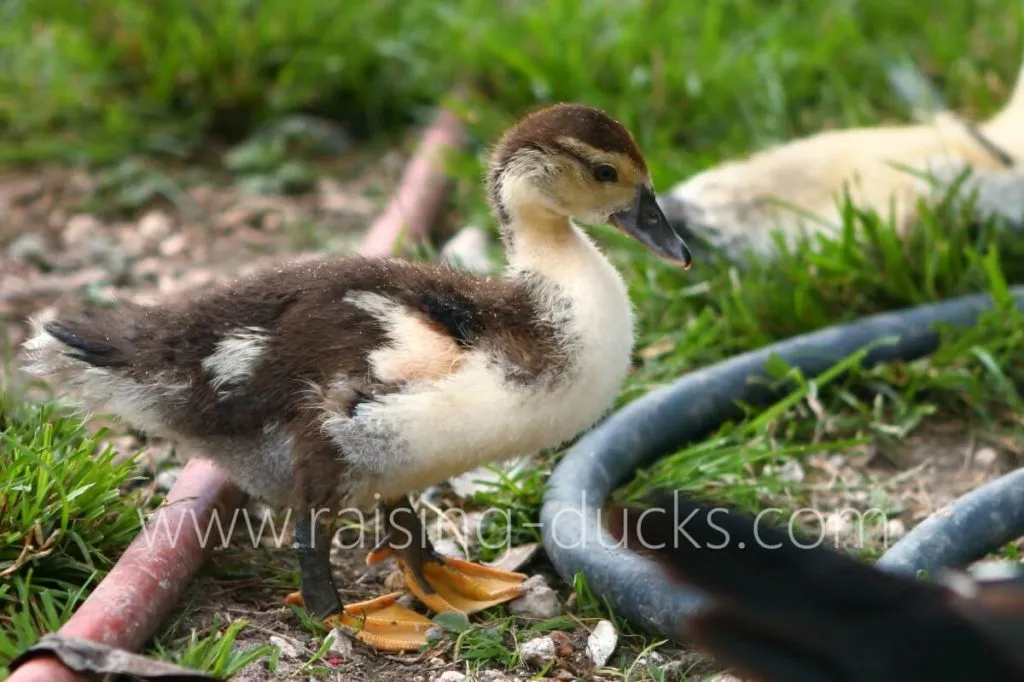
left=23, top=311, right=138, bottom=378
left=20, top=309, right=183, bottom=436
left=38, top=318, right=134, bottom=369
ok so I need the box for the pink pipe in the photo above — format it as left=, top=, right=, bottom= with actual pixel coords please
left=358, top=107, right=466, bottom=258
left=8, top=104, right=466, bottom=682
left=8, top=460, right=244, bottom=682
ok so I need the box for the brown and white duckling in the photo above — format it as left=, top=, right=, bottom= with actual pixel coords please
left=22, top=102, right=692, bottom=652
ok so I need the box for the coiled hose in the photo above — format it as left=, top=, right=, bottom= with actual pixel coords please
left=540, top=286, right=1024, bottom=642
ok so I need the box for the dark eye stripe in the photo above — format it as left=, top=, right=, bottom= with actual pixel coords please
left=550, top=141, right=595, bottom=168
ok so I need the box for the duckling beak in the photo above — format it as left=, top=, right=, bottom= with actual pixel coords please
left=610, top=185, right=693, bottom=268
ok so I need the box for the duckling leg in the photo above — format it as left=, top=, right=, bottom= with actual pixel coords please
left=367, top=497, right=528, bottom=615
left=289, top=512, right=342, bottom=617
left=284, top=512, right=434, bottom=653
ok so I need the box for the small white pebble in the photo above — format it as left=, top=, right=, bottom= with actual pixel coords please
left=885, top=518, right=906, bottom=541
left=159, top=233, right=189, bottom=257
left=823, top=512, right=853, bottom=537
left=974, top=447, right=999, bottom=468
left=509, top=575, right=562, bottom=619
left=432, top=537, right=465, bottom=559
left=155, top=468, right=181, bottom=492
left=269, top=635, right=302, bottom=661
left=434, top=672, right=467, bottom=682
left=64, top=213, right=104, bottom=247
left=324, top=628, right=353, bottom=660
left=586, top=619, right=618, bottom=667
left=778, top=459, right=805, bottom=483
left=474, top=672, right=512, bottom=682
left=635, top=650, right=667, bottom=667
left=7, top=233, right=46, bottom=262
left=138, top=210, right=173, bottom=243
left=520, top=636, right=556, bottom=668
left=968, top=559, right=1024, bottom=582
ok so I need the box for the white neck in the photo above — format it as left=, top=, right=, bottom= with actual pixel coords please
left=500, top=203, right=636, bottom=363
left=501, top=205, right=611, bottom=283
left=504, top=205, right=578, bottom=274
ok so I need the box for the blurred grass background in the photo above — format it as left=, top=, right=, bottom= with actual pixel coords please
left=1, top=0, right=1020, bottom=173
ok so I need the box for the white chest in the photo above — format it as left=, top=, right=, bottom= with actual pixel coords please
left=337, top=228, right=635, bottom=505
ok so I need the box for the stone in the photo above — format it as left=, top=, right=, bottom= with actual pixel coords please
left=974, top=447, right=999, bottom=468
left=586, top=620, right=617, bottom=667
left=777, top=459, right=805, bottom=483
left=509, top=575, right=562, bottom=619
left=324, top=628, right=353, bottom=660
left=885, top=518, right=906, bottom=541
left=635, top=650, right=667, bottom=667
left=435, top=672, right=467, bottom=682
left=159, top=232, right=189, bottom=258
left=269, top=635, right=302, bottom=661
left=155, top=468, right=181, bottom=492
left=64, top=214, right=104, bottom=248
left=520, top=636, right=556, bottom=668
left=7, top=233, right=46, bottom=263
left=138, top=210, right=173, bottom=243
left=474, top=672, right=513, bottom=682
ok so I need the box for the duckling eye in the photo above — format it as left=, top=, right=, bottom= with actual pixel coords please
left=592, top=164, right=618, bottom=183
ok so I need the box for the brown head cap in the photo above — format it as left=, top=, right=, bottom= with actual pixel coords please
left=491, top=103, right=648, bottom=175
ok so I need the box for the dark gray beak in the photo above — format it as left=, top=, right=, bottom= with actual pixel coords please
left=610, top=185, right=693, bottom=268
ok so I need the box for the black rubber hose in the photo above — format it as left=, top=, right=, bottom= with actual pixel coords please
left=540, top=286, right=1024, bottom=643
left=876, top=467, right=1024, bottom=576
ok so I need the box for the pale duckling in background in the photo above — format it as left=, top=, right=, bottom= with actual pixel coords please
left=22, top=103, right=692, bottom=652
left=660, top=59, right=1024, bottom=261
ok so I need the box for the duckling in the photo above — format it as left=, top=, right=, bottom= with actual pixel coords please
left=608, top=492, right=1024, bottom=682
left=659, top=60, right=1024, bottom=261
left=22, top=103, right=692, bottom=652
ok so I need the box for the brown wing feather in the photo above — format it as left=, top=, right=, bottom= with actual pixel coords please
left=27, top=255, right=564, bottom=440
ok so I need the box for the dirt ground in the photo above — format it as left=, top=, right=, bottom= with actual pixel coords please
left=156, top=517, right=680, bottom=682
left=787, top=420, right=1021, bottom=553
left=2, top=145, right=1020, bottom=681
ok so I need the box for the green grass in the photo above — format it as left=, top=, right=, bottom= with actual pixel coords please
left=0, top=393, right=144, bottom=674
left=151, top=618, right=280, bottom=678
left=2, top=0, right=1024, bottom=677
left=0, top=0, right=1021, bottom=167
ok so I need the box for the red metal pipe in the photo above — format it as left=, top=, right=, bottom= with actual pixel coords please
left=9, top=460, right=244, bottom=682
left=358, top=106, right=466, bottom=258
left=8, top=104, right=466, bottom=682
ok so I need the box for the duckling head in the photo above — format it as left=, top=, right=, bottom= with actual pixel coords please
left=487, top=102, right=692, bottom=268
